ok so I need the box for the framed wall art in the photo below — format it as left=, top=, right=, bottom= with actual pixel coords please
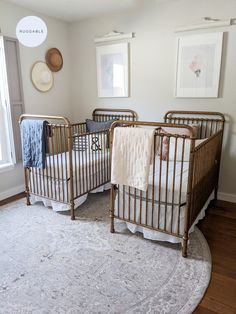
left=175, top=32, right=223, bottom=98
left=96, top=42, right=129, bottom=98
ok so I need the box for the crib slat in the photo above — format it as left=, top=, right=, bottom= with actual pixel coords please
left=151, top=136, right=156, bottom=228
left=139, top=190, right=142, bottom=225
left=59, top=126, right=65, bottom=202
left=177, top=139, right=185, bottom=235
left=158, top=135, right=163, bottom=229
left=164, top=134, right=170, bottom=231
left=170, top=137, right=178, bottom=233
left=56, top=126, right=61, bottom=201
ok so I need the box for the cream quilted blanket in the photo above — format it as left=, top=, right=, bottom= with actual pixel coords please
left=111, top=127, right=155, bottom=191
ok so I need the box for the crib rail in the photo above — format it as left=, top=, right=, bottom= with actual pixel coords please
left=19, top=114, right=71, bottom=125
left=93, top=108, right=137, bottom=122
left=72, top=122, right=87, bottom=135
left=189, top=130, right=223, bottom=226
left=164, top=111, right=225, bottom=138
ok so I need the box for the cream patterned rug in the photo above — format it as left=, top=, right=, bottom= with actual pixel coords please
left=0, top=191, right=211, bottom=314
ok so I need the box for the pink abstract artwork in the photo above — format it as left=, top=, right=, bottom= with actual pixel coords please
left=189, top=55, right=203, bottom=78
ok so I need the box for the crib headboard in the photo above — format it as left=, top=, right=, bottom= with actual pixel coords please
left=92, top=108, right=137, bottom=122
left=164, top=111, right=225, bottom=139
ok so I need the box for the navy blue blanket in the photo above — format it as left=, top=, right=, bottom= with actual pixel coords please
left=21, top=120, right=49, bottom=169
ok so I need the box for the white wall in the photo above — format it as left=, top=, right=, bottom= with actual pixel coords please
left=0, top=0, right=72, bottom=199
left=69, top=0, right=236, bottom=199
left=1, top=0, right=236, bottom=201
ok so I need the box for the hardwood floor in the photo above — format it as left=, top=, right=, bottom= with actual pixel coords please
left=194, top=200, right=236, bottom=314
left=0, top=192, right=25, bottom=206
left=1, top=194, right=235, bottom=313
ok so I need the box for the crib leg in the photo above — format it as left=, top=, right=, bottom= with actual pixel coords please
left=110, top=203, right=115, bottom=233
left=182, top=236, right=188, bottom=258
left=110, top=185, right=115, bottom=233
left=110, top=213, right=115, bottom=233
left=26, top=193, right=31, bottom=206
left=24, top=168, right=31, bottom=206
left=70, top=202, right=75, bottom=220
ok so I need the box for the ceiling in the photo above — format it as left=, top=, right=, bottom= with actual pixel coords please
left=5, top=0, right=141, bottom=22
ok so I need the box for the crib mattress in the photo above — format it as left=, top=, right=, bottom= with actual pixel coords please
left=30, top=150, right=110, bottom=211
left=114, top=157, right=201, bottom=241
left=35, top=150, right=110, bottom=181
left=118, top=157, right=189, bottom=205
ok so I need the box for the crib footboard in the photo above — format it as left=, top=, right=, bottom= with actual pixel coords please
left=110, top=120, right=197, bottom=253
left=19, top=115, right=76, bottom=218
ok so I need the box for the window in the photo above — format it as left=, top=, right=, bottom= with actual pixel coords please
left=0, top=36, right=16, bottom=169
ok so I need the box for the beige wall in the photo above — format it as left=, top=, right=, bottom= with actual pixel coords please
left=1, top=0, right=236, bottom=200
left=0, top=0, right=72, bottom=198
left=69, top=0, right=236, bottom=198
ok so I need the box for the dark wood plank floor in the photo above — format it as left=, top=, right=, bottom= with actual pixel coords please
left=194, top=200, right=236, bottom=314
left=1, top=194, right=235, bottom=313
left=0, top=192, right=25, bottom=206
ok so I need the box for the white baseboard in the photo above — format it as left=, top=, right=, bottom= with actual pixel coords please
left=0, top=184, right=25, bottom=201
left=218, top=192, right=236, bottom=203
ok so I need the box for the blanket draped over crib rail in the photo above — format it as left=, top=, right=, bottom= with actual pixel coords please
left=111, top=127, right=155, bottom=191
left=20, top=119, right=49, bottom=169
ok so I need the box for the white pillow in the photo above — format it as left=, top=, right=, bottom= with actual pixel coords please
left=168, top=138, right=208, bottom=162
left=195, top=138, right=208, bottom=147
left=168, top=138, right=191, bottom=162
left=162, top=124, right=199, bottom=138
left=87, top=133, right=108, bottom=151
left=73, top=132, right=108, bottom=152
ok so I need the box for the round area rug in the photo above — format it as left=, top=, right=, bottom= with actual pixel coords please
left=0, top=192, right=211, bottom=314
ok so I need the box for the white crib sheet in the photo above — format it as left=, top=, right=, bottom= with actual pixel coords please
left=36, top=149, right=109, bottom=181
left=114, top=157, right=213, bottom=243
left=121, top=157, right=190, bottom=205
left=31, top=150, right=110, bottom=211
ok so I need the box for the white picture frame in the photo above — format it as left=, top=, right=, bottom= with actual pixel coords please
left=175, top=32, right=223, bottom=98
left=96, top=43, right=129, bottom=98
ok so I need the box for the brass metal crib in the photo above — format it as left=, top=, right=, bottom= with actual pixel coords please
left=19, top=108, right=137, bottom=220
left=109, top=111, right=225, bottom=257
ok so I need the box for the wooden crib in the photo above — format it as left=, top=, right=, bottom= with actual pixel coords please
left=19, top=108, right=137, bottom=220
left=109, top=111, right=225, bottom=257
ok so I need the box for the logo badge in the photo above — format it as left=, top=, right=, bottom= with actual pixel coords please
left=16, top=16, right=47, bottom=47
